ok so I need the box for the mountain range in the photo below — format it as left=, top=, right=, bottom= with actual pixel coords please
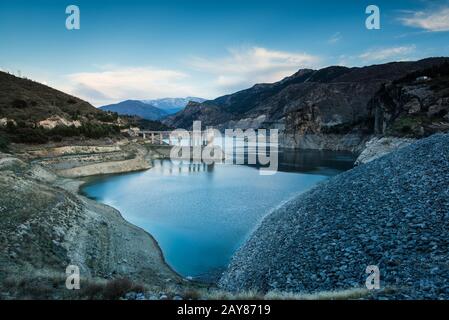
left=163, top=57, right=449, bottom=150
left=100, top=97, right=205, bottom=120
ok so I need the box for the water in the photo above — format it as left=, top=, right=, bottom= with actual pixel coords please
left=81, top=149, right=355, bottom=281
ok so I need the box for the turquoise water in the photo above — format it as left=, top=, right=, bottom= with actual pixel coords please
left=82, top=150, right=355, bottom=281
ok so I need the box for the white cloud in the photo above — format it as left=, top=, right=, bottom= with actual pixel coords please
left=327, top=32, right=342, bottom=44
left=400, top=8, right=449, bottom=32
left=188, top=46, right=321, bottom=92
left=56, top=47, right=321, bottom=105
left=358, top=46, right=416, bottom=63
left=62, top=66, right=200, bottom=106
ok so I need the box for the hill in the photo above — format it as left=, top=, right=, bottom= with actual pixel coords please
left=220, top=133, right=449, bottom=299
left=0, top=71, right=107, bottom=124
left=0, top=72, right=121, bottom=146
left=100, top=100, right=168, bottom=120
left=164, top=58, right=449, bottom=142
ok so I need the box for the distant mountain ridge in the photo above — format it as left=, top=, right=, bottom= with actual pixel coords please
left=164, top=58, right=449, bottom=141
left=100, top=97, right=206, bottom=120
left=142, top=97, right=206, bottom=114
left=100, top=100, right=168, bottom=121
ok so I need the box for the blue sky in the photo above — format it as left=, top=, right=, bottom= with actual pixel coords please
left=1, top=0, right=449, bottom=105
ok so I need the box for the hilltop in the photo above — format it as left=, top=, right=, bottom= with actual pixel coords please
left=0, top=72, right=171, bottom=148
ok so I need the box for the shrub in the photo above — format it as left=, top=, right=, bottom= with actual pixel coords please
left=11, top=127, right=49, bottom=144
left=11, top=99, right=28, bottom=109
left=81, top=282, right=105, bottom=300
left=103, top=278, right=133, bottom=300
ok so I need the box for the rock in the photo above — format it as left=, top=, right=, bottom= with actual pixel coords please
left=355, top=137, right=416, bottom=165
left=404, top=98, right=421, bottom=114
left=219, top=134, right=449, bottom=299
left=427, top=104, right=446, bottom=117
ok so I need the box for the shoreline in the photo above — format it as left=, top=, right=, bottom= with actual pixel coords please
left=73, top=171, right=187, bottom=283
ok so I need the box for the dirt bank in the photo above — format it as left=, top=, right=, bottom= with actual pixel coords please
left=0, top=141, right=195, bottom=299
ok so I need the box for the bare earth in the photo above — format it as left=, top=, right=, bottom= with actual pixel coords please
left=0, top=141, right=189, bottom=299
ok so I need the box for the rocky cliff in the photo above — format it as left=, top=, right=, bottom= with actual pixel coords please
left=370, top=62, right=449, bottom=137
left=0, top=152, right=181, bottom=299
left=165, top=58, right=449, bottom=152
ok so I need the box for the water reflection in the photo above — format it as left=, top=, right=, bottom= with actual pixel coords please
left=82, top=149, right=356, bottom=282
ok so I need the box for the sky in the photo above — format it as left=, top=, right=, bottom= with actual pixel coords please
left=1, top=0, right=449, bottom=106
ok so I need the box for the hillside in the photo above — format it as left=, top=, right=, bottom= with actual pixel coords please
left=164, top=58, right=449, bottom=142
left=0, top=71, right=126, bottom=145
left=370, top=62, right=449, bottom=137
left=100, top=100, right=168, bottom=120
left=0, top=71, right=105, bottom=123
left=220, top=133, right=449, bottom=299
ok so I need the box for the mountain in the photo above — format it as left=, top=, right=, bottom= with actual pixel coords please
left=164, top=58, right=449, bottom=143
left=0, top=71, right=130, bottom=145
left=371, top=62, right=449, bottom=137
left=141, top=97, right=206, bottom=114
left=100, top=100, right=168, bottom=120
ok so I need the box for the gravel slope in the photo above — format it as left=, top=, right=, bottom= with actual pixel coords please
left=219, top=133, right=449, bottom=299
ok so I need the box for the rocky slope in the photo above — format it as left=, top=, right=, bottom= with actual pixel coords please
left=100, top=100, right=168, bottom=120
left=371, top=62, right=449, bottom=137
left=219, top=133, right=449, bottom=299
left=0, top=152, right=183, bottom=299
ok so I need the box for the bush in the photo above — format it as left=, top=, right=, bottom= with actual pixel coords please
left=95, top=112, right=119, bottom=123
left=103, top=278, right=133, bottom=300
left=11, top=127, right=49, bottom=144
left=11, top=99, right=28, bottom=109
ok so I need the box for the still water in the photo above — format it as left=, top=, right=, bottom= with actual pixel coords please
left=82, top=149, right=355, bottom=281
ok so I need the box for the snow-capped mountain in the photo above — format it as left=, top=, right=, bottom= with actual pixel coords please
left=141, top=97, right=206, bottom=114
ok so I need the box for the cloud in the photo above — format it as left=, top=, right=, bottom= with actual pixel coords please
left=358, top=45, right=416, bottom=63
left=188, top=46, right=321, bottom=92
left=399, top=7, right=449, bottom=32
left=57, top=47, right=321, bottom=105
left=327, top=32, right=342, bottom=44
left=63, top=66, right=200, bottom=106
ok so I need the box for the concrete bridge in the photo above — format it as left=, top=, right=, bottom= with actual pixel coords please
left=138, top=130, right=213, bottom=146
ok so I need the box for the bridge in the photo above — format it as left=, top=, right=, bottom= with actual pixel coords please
left=137, top=130, right=214, bottom=146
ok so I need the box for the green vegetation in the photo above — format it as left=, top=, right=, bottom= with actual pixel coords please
left=1, top=121, right=121, bottom=144
left=122, top=115, right=173, bottom=131
left=387, top=114, right=429, bottom=137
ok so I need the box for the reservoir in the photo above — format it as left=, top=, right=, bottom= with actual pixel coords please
left=81, top=149, right=355, bottom=281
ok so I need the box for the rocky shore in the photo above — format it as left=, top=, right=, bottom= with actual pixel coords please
left=219, top=133, right=449, bottom=299
left=0, top=141, right=193, bottom=299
